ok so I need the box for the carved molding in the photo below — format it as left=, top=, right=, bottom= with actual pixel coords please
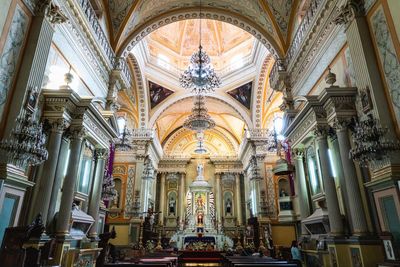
left=334, top=0, right=365, bottom=26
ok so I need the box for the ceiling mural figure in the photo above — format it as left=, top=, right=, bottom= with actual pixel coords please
left=148, top=81, right=174, bottom=109
left=227, top=82, right=253, bottom=110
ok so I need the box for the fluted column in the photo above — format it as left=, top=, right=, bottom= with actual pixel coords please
left=293, top=149, right=310, bottom=235
left=56, top=127, right=86, bottom=237
left=47, top=135, right=70, bottom=224
left=88, top=148, right=108, bottom=239
left=158, top=173, right=166, bottom=225
left=314, top=126, right=344, bottom=235
left=235, top=173, right=243, bottom=225
left=3, top=5, right=61, bottom=137
left=215, top=173, right=222, bottom=223
left=334, top=119, right=368, bottom=235
left=179, top=173, right=186, bottom=223
left=31, top=119, right=66, bottom=226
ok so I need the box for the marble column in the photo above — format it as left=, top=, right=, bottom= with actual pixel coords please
left=314, top=126, right=344, bottom=235
left=56, top=127, right=86, bottom=237
left=215, top=173, right=222, bottom=224
left=235, top=173, right=243, bottom=225
left=31, top=119, right=66, bottom=226
left=334, top=120, right=368, bottom=235
left=4, top=10, right=56, bottom=137
left=293, top=149, right=310, bottom=235
left=158, top=173, right=166, bottom=225
left=48, top=135, right=70, bottom=225
left=88, top=149, right=108, bottom=239
left=179, top=173, right=186, bottom=223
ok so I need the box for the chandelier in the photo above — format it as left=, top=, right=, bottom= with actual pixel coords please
left=0, top=87, right=48, bottom=168
left=349, top=114, right=400, bottom=166
left=249, top=155, right=262, bottom=180
left=183, top=95, right=215, bottom=131
left=142, top=157, right=155, bottom=179
left=179, top=0, right=221, bottom=94
left=102, top=143, right=117, bottom=200
left=114, top=125, right=132, bottom=151
left=194, top=131, right=208, bottom=154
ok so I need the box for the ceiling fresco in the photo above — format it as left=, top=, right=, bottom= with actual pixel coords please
left=145, top=19, right=255, bottom=71
left=103, top=0, right=299, bottom=53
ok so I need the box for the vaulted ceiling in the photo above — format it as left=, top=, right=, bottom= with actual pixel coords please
left=111, top=0, right=287, bottom=156
left=103, top=0, right=300, bottom=56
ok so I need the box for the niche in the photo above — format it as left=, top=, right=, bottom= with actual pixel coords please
left=168, top=191, right=177, bottom=216
left=223, top=191, right=233, bottom=216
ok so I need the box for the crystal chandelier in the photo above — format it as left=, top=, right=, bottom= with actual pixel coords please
left=142, top=157, right=155, bottom=179
left=102, top=143, right=117, bottom=200
left=114, top=125, right=132, bottom=151
left=349, top=114, right=400, bottom=166
left=249, top=155, right=262, bottom=180
left=179, top=0, right=221, bottom=94
left=183, top=95, right=215, bottom=131
left=0, top=87, right=48, bottom=168
left=194, top=131, right=207, bottom=154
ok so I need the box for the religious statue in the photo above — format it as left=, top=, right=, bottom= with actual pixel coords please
left=226, top=198, right=232, bottom=215
left=169, top=197, right=176, bottom=215
left=197, top=163, right=204, bottom=178
left=196, top=195, right=205, bottom=211
left=197, top=212, right=204, bottom=225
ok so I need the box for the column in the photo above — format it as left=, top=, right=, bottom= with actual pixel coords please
left=48, top=135, right=70, bottom=225
left=179, top=173, right=186, bottom=223
left=293, top=149, right=310, bottom=235
left=56, top=127, right=86, bottom=237
left=235, top=173, right=243, bottom=225
left=31, top=119, right=66, bottom=226
left=334, top=120, right=368, bottom=235
left=215, top=173, right=222, bottom=224
left=158, top=173, right=166, bottom=225
left=336, top=2, right=397, bottom=141
left=88, top=148, right=108, bottom=239
left=3, top=5, right=60, bottom=137
left=314, top=126, right=344, bottom=235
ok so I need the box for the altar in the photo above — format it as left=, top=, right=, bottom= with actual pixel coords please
left=171, top=164, right=233, bottom=250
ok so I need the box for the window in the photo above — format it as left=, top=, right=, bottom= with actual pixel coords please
left=157, top=54, right=170, bottom=70
left=77, top=143, right=94, bottom=195
left=273, top=116, right=285, bottom=141
left=117, top=117, right=126, bottom=137
left=306, top=146, right=322, bottom=195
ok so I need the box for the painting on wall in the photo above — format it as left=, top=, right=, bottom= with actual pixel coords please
left=328, top=246, right=338, bottom=267
left=227, top=82, right=252, bottom=109
left=148, top=81, right=174, bottom=109
left=350, top=247, right=363, bottom=267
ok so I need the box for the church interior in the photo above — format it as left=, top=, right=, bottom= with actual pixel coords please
left=0, top=0, right=399, bottom=266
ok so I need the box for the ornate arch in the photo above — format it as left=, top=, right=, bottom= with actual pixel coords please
left=149, top=94, right=253, bottom=130
left=127, top=54, right=148, bottom=128
left=163, top=127, right=238, bottom=156
left=117, top=8, right=284, bottom=59
left=253, top=54, right=274, bottom=128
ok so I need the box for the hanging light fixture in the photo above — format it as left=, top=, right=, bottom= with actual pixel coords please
left=183, top=95, right=215, bottom=132
left=114, top=125, right=132, bottom=151
left=194, top=131, right=208, bottom=154
left=179, top=0, right=221, bottom=94
left=0, top=86, right=48, bottom=168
